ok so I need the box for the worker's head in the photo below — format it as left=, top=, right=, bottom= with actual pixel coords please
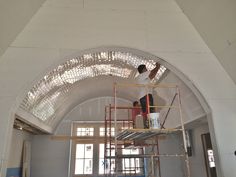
left=133, top=101, right=139, bottom=107
left=137, top=64, right=147, bottom=74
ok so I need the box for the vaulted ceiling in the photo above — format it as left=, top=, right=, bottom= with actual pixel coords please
left=0, top=0, right=228, bottom=133
left=1, top=0, right=235, bottom=84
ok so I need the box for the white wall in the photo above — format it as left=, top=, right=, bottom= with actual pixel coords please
left=175, top=0, right=236, bottom=84
left=155, top=134, right=184, bottom=177
left=0, top=0, right=236, bottom=176
left=7, top=129, right=32, bottom=168
left=158, top=71, right=206, bottom=128
left=31, top=97, right=210, bottom=177
left=31, top=117, right=71, bottom=177
left=0, top=0, right=46, bottom=56
left=63, top=97, right=132, bottom=122
left=31, top=134, right=70, bottom=177
left=31, top=97, right=131, bottom=177
left=152, top=123, right=210, bottom=177
left=189, top=123, right=209, bottom=177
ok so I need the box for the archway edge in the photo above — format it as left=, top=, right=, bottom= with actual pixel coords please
left=5, top=46, right=221, bottom=177
left=13, top=46, right=213, bottom=135
left=15, top=45, right=211, bottom=116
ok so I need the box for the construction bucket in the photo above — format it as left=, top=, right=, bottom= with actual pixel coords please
left=147, top=113, right=160, bottom=129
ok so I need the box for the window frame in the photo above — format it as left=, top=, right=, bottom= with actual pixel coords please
left=70, top=122, right=143, bottom=177
left=74, top=143, right=94, bottom=175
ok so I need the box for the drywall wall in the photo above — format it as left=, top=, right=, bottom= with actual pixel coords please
left=175, top=0, right=236, bottom=84
left=158, top=71, right=206, bottom=128
left=63, top=97, right=132, bottom=122
left=0, top=0, right=46, bottom=56
left=188, top=123, right=210, bottom=177
left=6, top=128, right=32, bottom=177
left=31, top=134, right=70, bottom=177
left=0, top=0, right=236, bottom=176
left=30, top=97, right=210, bottom=177
left=30, top=97, right=131, bottom=177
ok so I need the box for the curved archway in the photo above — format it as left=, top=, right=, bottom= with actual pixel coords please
left=7, top=46, right=222, bottom=177
left=15, top=46, right=211, bottom=132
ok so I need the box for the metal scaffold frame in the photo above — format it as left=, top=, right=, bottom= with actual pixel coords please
left=104, top=82, right=191, bottom=177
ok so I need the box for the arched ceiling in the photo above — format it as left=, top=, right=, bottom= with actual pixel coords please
left=18, top=50, right=167, bottom=126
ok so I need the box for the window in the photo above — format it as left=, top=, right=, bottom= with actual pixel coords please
left=75, top=144, right=93, bottom=174
left=121, top=121, right=134, bottom=130
left=99, top=127, right=115, bottom=136
left=72, top=123, right=143, bottom=176
left=122, top=147, right=141, bottom=174
left=99, top=144, right=115, bottom=174
left=77, top=127, right=94, bottom=136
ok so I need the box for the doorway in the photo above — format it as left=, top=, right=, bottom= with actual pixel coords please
left=201, top=133, right=217, bottom=177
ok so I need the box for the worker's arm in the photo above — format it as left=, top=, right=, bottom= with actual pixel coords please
left=149, top=62, right=161, bottom=79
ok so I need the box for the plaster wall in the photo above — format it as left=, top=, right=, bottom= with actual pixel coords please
left=0, top=0, right=235, bottom=176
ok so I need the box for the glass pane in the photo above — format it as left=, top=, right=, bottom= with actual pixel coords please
left=130, top=159, right=135, bottom=168
left=111, top=159, right=116, bottom=173
left=122, top=148, right=130, bottom=155
left=122, top=147, right=141, bottom=174
left=111, top=127, right=115, bottom=136
left=100, top=127, right=115, bottom=136
left=99, top=144, right=104, bottom=158
left=136, top=159, right=140, bottom=173
left=104, top=159, right=115, bottom=174
left=106, top=144, right=115, bottom=156
left=131, top=148, right=139, bottom=154
left=124, top=159, right=130, bottom=168
left=99, top=127, right=104, bottom=136
left=111, top=145, right=115, bottom=156
left=75, top=159, right=84, bottom=174
left=84, top=159, right=93, bottom=174
left=76, top=144, right=84, bottom=158
left=99, top=159, right=105, bottom=174
left=76, top=128, right=82, bottom=136
left=77, top=127, right=94, bottom=136
left=100, top=131, right=105, bottom=136
left=85, top=132, right=89, bottom=136
left=85, top=144, right=93, bottom=158
left=123, top=158, right=137, bottom=174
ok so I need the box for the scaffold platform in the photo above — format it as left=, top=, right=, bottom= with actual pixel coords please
left=116, top=128, right=182, bottom=141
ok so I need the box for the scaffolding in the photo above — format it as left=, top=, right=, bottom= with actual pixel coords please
left=104, top=83, right=191, bottom=177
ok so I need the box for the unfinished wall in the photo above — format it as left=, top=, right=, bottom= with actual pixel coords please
left=30, top=97, right=131, bottom=177
left=175, top=0, right=236, bottom=84
left=0, top=0, right=46, bottom=56
left=0, top=0, right=236, bottom=176
left=158, top=71, right=206, bottom=128
left=188, top=123, right=209, bottom=177
left=6, top=129, right=32, bottom=177
left=31, top=134, right=70, bottom=177
left=150, top=123, right=209, bottom=177
left=62, top=97, right=131, bottom=122
left=30, top=96, right=210, bottom=177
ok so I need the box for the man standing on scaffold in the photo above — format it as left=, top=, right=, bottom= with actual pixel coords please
left=136, top=62, right=161, bottom=128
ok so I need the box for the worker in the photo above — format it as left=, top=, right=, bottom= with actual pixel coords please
left=136, top=62, right=161, bottom=128
left=132, top=101, right=141, bottom=128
